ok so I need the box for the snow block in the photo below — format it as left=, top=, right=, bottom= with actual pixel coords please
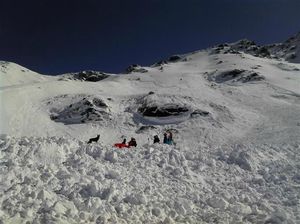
left=104, top=151, right=118, bottom=163
left=227, top=149, right=254, bottom=171
left=207, top=196, right=229, bottom=210
left=124, top=194, right=147, bottom=205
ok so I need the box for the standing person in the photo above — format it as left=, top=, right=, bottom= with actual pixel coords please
left=153, top=135, right=160, bottom=144
left=122, top=139, right=126, bottom=144
left=168, top=132, right=173, bottom=145
left=163, top=133, right=168, bottom=144
left=128, top=137, right=137, bottom=147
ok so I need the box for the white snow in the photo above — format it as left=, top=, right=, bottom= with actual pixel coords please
left=0, top=38, right=300, bottom=223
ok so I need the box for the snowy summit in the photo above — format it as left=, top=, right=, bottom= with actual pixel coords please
left=0, top=32, right=300, bottom=223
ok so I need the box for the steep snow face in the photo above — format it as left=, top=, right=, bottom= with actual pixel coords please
left=1, top=35, right=300, bottom=223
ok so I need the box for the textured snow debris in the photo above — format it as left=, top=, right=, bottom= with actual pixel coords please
left=104, top=151, right=118, bottom=163
left=124, top=193, right=147, bottom=205
left=231, top=203, right=252, bottom=214
left=152, top=207, right=162, bottom=217
left=105, top=170, right=120, bottom=180
left=37, top=189, right=55, bottom=201
left=227, top=148, right=254, bottom=171
left=207, top=196, right=229, bottom=209
left=79, top=183, right=100, bottom=198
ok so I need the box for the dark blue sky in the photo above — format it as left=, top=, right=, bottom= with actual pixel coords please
left=1, top=0, right=300, bottom=75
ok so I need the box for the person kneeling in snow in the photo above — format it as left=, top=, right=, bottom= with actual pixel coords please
left=128, top=137, right=137, bottom=147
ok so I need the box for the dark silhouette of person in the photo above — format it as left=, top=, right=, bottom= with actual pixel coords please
left=128, top=137, right=137, bottom=147
left=163, top=133, right=168, bottom=144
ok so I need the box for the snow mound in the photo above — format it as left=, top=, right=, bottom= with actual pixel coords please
left=227, top=146, right=256, bottom=171
left=47, top=95, right=110, bottom=124
left=131, top=94, right=192, bottom=125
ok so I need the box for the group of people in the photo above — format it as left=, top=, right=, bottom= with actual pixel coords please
left=114, top=131, right=174, bottom=149
left=114, top=137, right=137, bottom=148
left=153, top=131, right=173, bottom=145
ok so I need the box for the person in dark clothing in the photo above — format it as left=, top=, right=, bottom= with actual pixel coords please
left=122, top=139, right=126, bottom=144
left=153, top=135, right=160, bottom=144
left=168, top=132, right=173, bottom=145
left=163, top=133, right=168, bottom=144
left=163, top=132, right=173, bottom=145
left=128, top=137, right=137, bottom=147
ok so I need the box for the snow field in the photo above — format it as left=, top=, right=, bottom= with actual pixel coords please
left=0, top=135, right=299, bottom=223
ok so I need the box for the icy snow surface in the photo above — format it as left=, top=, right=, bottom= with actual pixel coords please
left=1, top=43, right=300, bottom=223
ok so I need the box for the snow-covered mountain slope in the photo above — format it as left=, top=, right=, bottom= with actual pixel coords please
left=0, top=61, right=54, bottom=88
left=1, top=36, right=300, bottom=223
left=267, top=32, right=300, bottom=63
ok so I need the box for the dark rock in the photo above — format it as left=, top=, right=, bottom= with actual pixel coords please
left=238, top=39, right=256, bottom=46
left=287, top=53, right=297, bottom=60
left=92, top=98, right=107, bottom=108
left=257, top=46, right=270, bottom=57
left=139, top=105, right=189, bottom=117
left=148, top=91, right=155, bottom=95
left=212, top=69, right=265, bottom=84
left=83, top=101, right=93, bottom=106
left=218, top=69, right=245, bottom=80
left=239, top=72, right=265, bottom=83
left=50, top=97, right=110, bottom=124
left=64, top=70, right=109, bottom=82
left=126, top=64, right=148, bottom=73
left=50, top=115, right=58, bottom=120
left=191, top=110, right=210, bottom=117
left=154, top=60, right=168, bottom=66
left=168, top=55, right=182, bottom=62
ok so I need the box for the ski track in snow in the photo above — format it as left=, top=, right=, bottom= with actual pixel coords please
left=1, top=44, right=300, bottom=223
